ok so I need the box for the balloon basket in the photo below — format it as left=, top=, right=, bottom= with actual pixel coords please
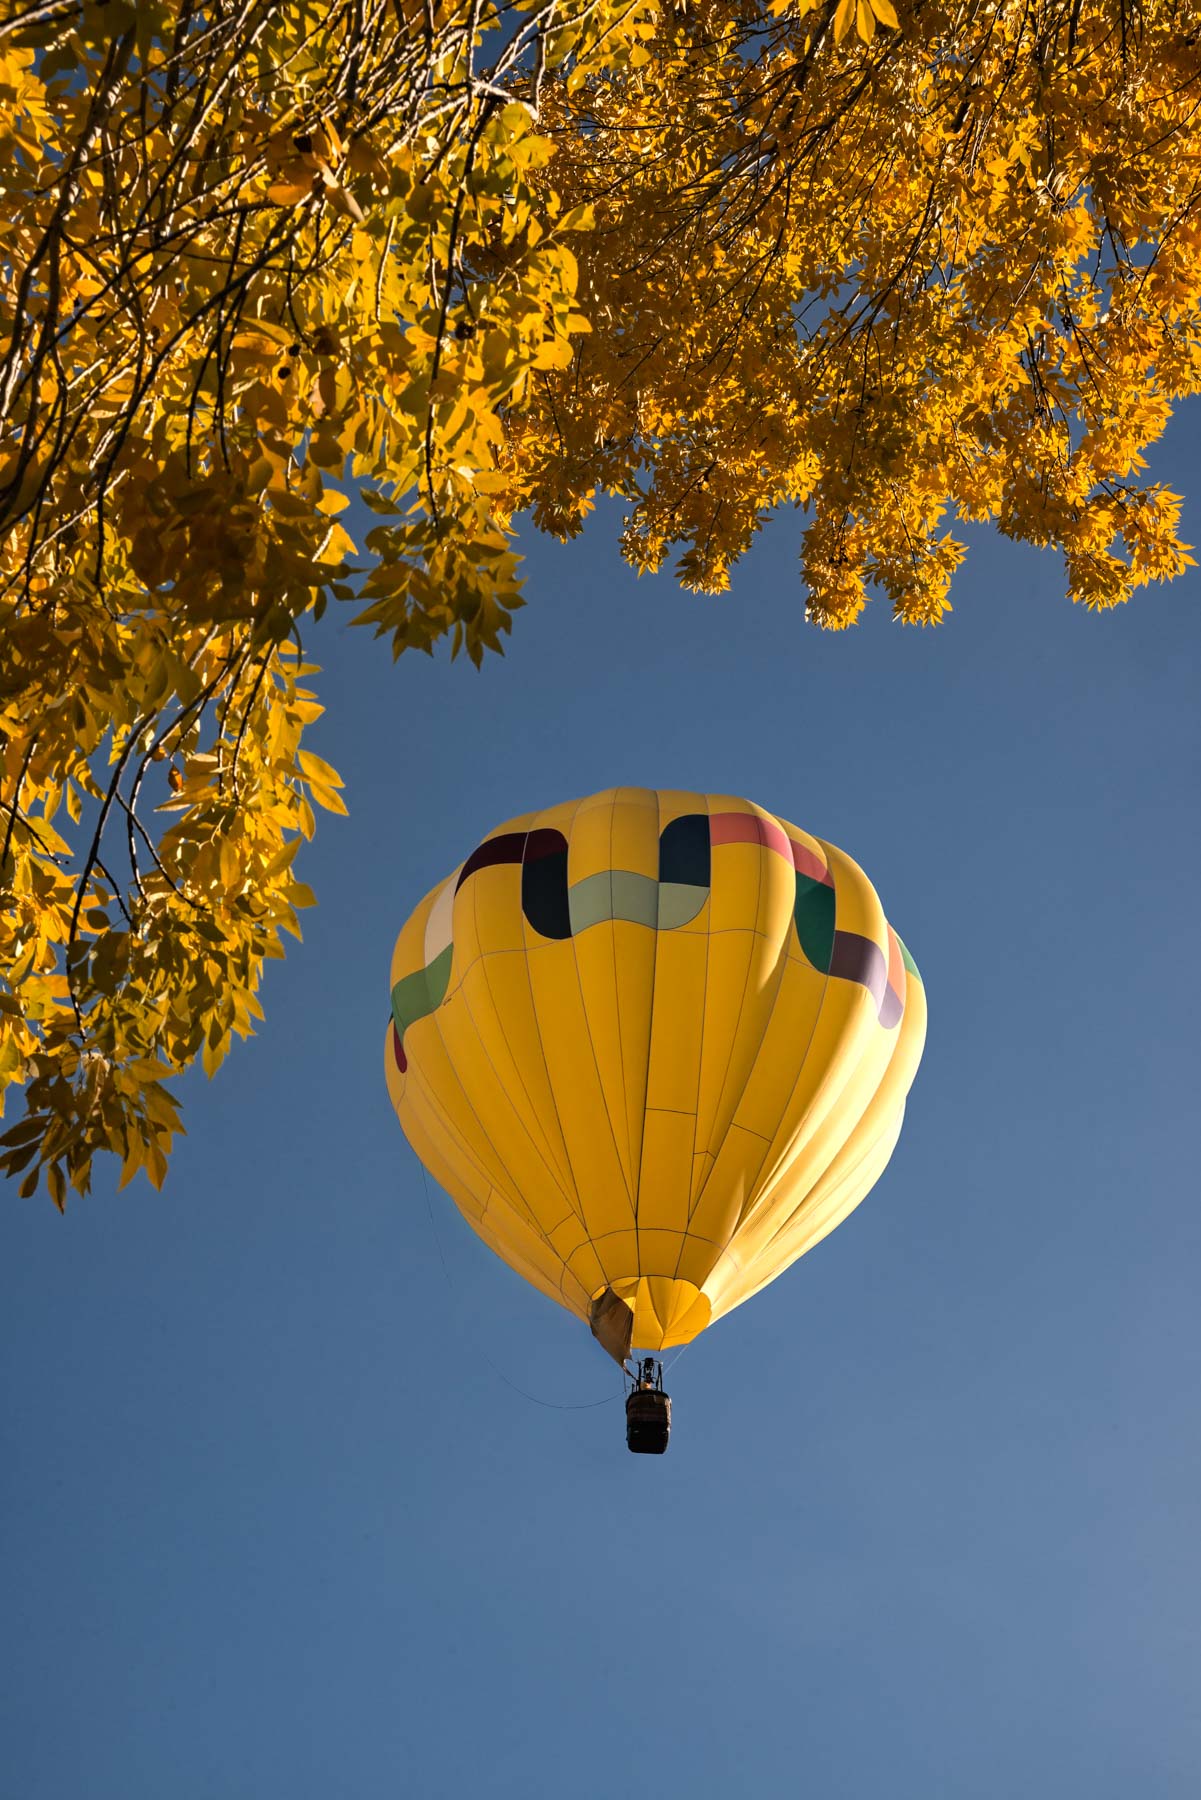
left=624, top=1356, right=671, bottom=1454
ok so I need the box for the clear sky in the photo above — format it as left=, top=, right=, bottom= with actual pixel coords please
left=3, top=408, right=1199, bottom=1800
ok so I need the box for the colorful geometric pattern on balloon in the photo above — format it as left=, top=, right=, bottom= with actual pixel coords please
left=389, top=811, right=921, bottom=1067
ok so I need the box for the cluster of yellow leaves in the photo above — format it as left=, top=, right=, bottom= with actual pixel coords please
left=2, top=0, right=1198, bottom=1203
left=513, top=0, right=1199, bottom=626
left=768, top=0, right=900, bottom=43
left=0, top=0, right=654, bottom=1202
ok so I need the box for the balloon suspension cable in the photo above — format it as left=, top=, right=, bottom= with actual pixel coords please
left=418, top=1164, right=624, bottom=1412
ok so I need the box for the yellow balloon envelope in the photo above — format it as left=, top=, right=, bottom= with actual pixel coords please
left=385, top=788, right=926, bottom=1362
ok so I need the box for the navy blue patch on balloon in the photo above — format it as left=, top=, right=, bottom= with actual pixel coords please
left=521, top=830, right=571, bottom=939
left=658, top=812, right=711, bottom=890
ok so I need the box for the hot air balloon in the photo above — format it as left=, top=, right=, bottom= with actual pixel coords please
left=385, top=788, right=926, bottom=1452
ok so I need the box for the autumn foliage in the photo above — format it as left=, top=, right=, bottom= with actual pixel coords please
left=1, top=0, right=1198, bottom=1201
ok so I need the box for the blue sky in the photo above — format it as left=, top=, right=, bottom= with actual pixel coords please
left=3, top=409, right=1199, bottom=1800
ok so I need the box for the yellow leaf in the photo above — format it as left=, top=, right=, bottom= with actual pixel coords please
left=297, top=749, right=344, bottom=788
left=531, top=337, right=575, bottom=372
left=323, top=180, right=365, bottom=222
left=267, top=176, right=314, bottom=205
left=307, top=783, right=349, bottom=816
left=557, top=204, right=596, bottom=232
left=263, top=839, right=302, bottom=879
left=870, top=0, right=899, bottom=25
left=126, top=1058, right=174, bottom=1082
left=833, top=0, right=856, bottom=41
left=118, top=1149, right=143, bottom=1191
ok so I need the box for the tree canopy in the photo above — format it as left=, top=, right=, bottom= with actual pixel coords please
left=2, top=0, right=1198, bottom=1202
